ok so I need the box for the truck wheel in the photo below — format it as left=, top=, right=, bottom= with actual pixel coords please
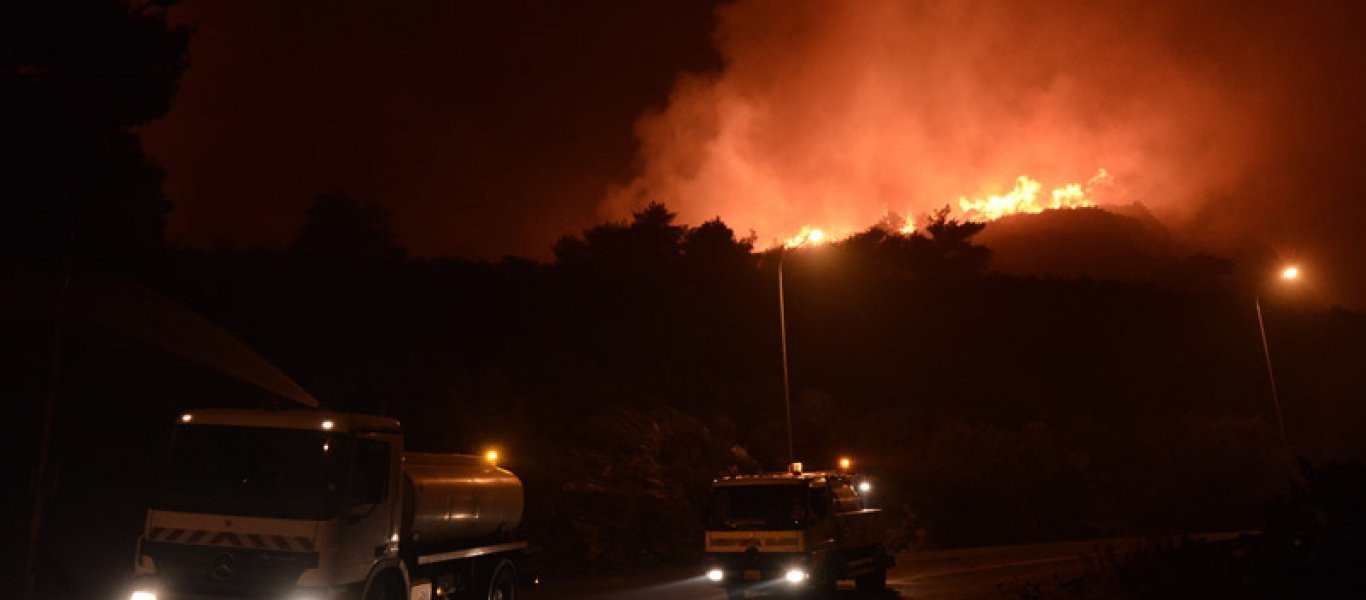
left=725, top=586, right=746, bottom=600
left=806, top=562, right=837, bottom=598
left=809, top=576, right=838, bottom=598
left=364, top=572, right=404, bottom=600
left=855, top=567, right=887, bottom=593
left=485, top=559, right=517, bottom=600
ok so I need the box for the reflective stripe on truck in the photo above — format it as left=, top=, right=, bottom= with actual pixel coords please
left=146, top=526, right=315, bottom=552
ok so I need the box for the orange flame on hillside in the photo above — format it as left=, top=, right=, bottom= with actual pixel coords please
left=784, top=226, right=828, bottom=248
left=779, top=169, right=1110, bottom=248
left=959, top=169, right=1111, bottom=222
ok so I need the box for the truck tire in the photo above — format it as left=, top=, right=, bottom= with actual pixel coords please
left=725, top=586, right=745, bottom=599
left=809, top=576, right=837, bottom=598
left=485, top=559, right=517, bottom=600
left=855, top=567, right=887, bottom=593
left=806, top=560, right=837, bottom=598
left=364, top=571, right=404, bottom=600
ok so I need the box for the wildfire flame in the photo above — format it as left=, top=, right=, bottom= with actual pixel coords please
left=779, top=169, right=1109, bottom=248
left=784, top=226, right=828, bottom=248
left=958, top=169, right=1111, bottom=222
left=880, top=210, right=916, bottom=235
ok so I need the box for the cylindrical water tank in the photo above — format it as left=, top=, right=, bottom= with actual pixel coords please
left=402, top=452, right=523, bottom=551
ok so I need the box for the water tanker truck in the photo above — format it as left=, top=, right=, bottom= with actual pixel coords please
left=129, top=409, right=529, bottom=600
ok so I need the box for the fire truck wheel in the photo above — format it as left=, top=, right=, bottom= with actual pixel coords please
left=855, top=567, right=887, bottom=592
left=363, top=571, right=404, bottom=600
left=486, top=559, right=517, bottom=600
left=725, top=586, right=746, bottom=600
left=811, top=576, right=838, bottom=597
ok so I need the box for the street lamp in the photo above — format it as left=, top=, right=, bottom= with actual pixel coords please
left=1254, top=264, right=1300, bottom=448
left=778, top=229, right=824, bottom=466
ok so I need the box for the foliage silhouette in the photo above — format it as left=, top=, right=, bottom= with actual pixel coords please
left=293, top=192, right=408, bottom=265
left=2, top=0, right=189, bottom=275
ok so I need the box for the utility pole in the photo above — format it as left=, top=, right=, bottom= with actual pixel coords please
left=1254, top=296, right=1289, bottom=448
left=778, top=248, right=795, bottom=466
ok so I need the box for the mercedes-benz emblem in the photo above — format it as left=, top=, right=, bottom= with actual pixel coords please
left=211, top=552, right=236, bottom=581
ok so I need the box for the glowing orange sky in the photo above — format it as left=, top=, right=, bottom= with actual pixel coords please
left=604, top=0, right=1294, bottom=247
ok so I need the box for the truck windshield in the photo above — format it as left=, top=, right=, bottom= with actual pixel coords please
left=708, top=484, right=811, bottom=531
left=155, top=425, right=352, bottom=520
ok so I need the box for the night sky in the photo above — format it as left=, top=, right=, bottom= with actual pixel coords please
left=141, top=0, right=1366, bottom=307
left=141, top=0, right=721, bottom=257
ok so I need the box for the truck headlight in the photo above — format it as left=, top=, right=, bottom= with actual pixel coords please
left=784, top=568, right=808, bottom=583
left=706, top=568, right=724, bottom=582
left=130, top=591, right=157, bottom=600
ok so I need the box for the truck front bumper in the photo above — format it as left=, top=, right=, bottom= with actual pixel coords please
left=127, top=577, right=350, bottom=600
left=705, top=552, right=819, bottom=587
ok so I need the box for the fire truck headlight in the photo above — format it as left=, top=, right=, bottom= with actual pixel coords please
left=706, top=568, right=724, bottom=582
left=130, top=591, right=157, bottom=600
left=858, top=481, right=872, bottom=493
left=784, top=568, right=809, bottom=583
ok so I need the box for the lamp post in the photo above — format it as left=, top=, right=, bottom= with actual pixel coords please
left=778, top=229, right=823, bottom=467
left=778, top=249, right=794, bottom=466
left=1255, top=265, right=1299, bottom=448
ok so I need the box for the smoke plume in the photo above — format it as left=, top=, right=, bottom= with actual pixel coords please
left=605, top=0, right=1366, bottom=297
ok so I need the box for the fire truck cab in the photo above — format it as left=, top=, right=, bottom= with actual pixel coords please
left=703, top=464, right=891, bottom=598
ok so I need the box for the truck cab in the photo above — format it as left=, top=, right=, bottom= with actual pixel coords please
left=703, top=466, right=890, bottom=598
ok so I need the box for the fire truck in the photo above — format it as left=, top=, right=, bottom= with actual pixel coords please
left=128, top=409, right=530, bottom=600
left=703, top=462, right=891, bottom=598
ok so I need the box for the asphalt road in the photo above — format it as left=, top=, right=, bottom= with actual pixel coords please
left=522, top=534, right=1245, bottom=600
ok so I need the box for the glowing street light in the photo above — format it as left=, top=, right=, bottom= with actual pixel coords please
left=1255, top=265, right=1301, bottom=448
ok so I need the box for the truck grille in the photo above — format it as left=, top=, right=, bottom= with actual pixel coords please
left=143, top=541, right=319, bottom=598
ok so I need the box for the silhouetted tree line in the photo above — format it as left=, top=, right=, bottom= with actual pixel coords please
left=2, top=0, right=188, bottom=278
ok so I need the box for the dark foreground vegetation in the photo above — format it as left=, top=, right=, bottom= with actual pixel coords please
left=6, top=3, right=1366, bottom=599
left=1012, top=460, right=1366, bottom=599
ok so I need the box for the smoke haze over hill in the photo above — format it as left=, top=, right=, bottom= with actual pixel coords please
left=605, top=0, right=1366, bottom=306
